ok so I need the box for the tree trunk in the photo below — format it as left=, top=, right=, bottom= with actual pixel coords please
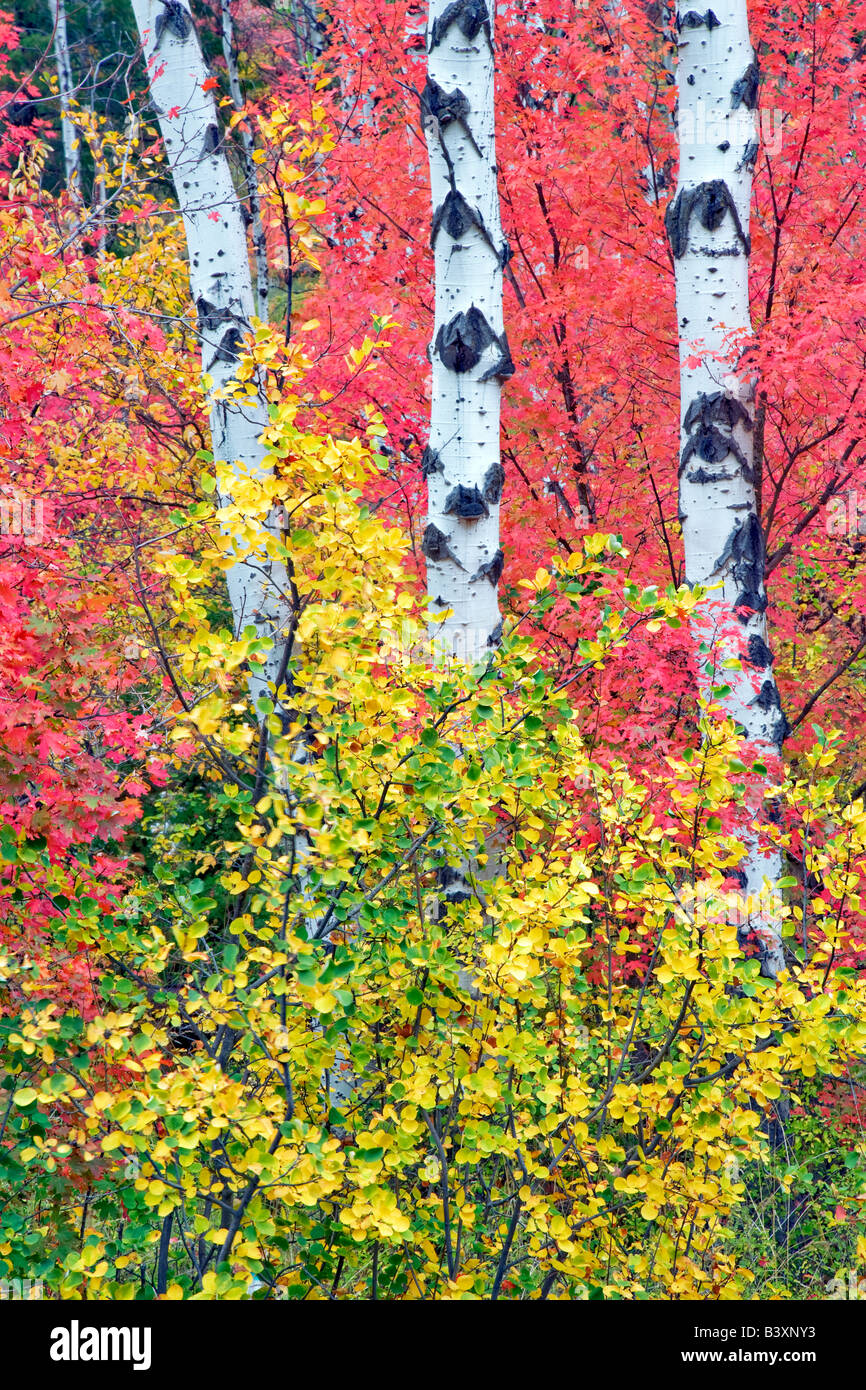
left=422, top=0, right=512, bottom=663
left=129, top=0, right=285, bottom=708
left=667, top=1, right=786, bottom=977
left=220, top=0, right=270, bottom=321
left=130, top=0, right=352, bottom=1119
left=281, top=0, right=325, bottom=64
left=49, top=0, right=82, bottom=200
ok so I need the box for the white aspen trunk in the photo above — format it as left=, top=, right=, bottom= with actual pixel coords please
left=668, top=1, right=786, bottom=977
left=220, top=0, right=270, bottom=321
left=422, top=2, right=511, bottom=979
left=88, top=101, right=108, bottom=260
left=131, top=0, right=353, bottom=1126
left=422, top=0, right=512, bottom=664
left=129, top=0, right=285, bottom=708
left=278, top=0, right=325, bottom=63
left=49, top=0, right=82, bottom=200
left=635, top=3, right=677, bottom=207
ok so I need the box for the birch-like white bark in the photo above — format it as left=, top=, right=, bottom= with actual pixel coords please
left=220, top=0, right=270, bottom=321
left=422, top=0, right=512, bottom=663
left=668, top=1, right=786, bottom=976
left=49, top=0, right=82, bottom=200
left=280, top=0, right=325, bottom=63
left=129, top=0, right=285, bottom=708
left=131, top=0, right=353, bottom=1122
left=87, top=97, right=108, bottom=259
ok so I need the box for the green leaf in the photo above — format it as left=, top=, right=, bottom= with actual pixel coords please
left=355, top=1146, right=384, bottom=1162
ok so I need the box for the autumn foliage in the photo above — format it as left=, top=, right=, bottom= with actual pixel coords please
left=0, top=1, right=865, bottom=1301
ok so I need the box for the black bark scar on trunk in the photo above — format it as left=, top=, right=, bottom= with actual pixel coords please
left=422, top=74, right=510, bottom=270
left=680, top=391, right=753, bottom=477
left=196, top=297, right=232, bottom=333
left=472, top=549, right=504, bottom=585
left=213, top=328, right=244, bottom=364
left=421, top=445, right=444, bottom=477
left=752, top=681, right=789, bottom=747
left=196, top=297, right=245, bottom=367
left=665, top=181, right=751, bottom=259
left=677, top=9, right=720, bottom=30
left=444, top=484, right=489, bottom=519
left=713, top=513, right=768, bottom=618
left=435, top=306, right=514, bottom=380
left=482, top=459, right=505, bottom=504
left=201, top=124, right=222, bottom=158
left=687, top=466, right=738, bottom=485
left=431, top=190, right=498, bottom=255
left=480, top=330, right=514, bottom=382
left=436, top=306, right=494, bottom=372
left=746, top=634, right=773, bottom=668
left=155, top=1, right=192, bottom=46
left=731, top=60, right=760, bottom=110
left=422, top=523, right=465, bottom=568
left=429, top=0, right=492, bottom=52
left=421, top=77, right=482, bottom=156
left=753, top=679, right=781, bottom=712
left=439, top=866, right=473, bottom=904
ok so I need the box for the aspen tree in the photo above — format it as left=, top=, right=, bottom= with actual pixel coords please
left=49, top=0, right=82, bottom=199
left=129, top=0, right=286, bottom=708
left=220, top=0, right=270, bottom=321
left=667, top=2, right=786, bottom=976
left=422, top=0, right=513, bottom=664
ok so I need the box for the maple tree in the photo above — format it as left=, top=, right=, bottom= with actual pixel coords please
left=0, top=0, right=864, bottom=1307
